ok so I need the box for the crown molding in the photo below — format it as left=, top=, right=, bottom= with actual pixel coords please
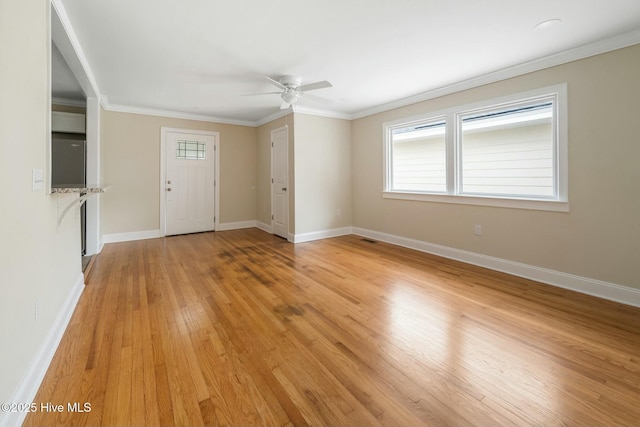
left=351, top=29, right=640, bottom=120
left=252, top=104, right=351, bottom=127
left=100, top=102, right=351, bottom=129
left=292, top=104, right=352, bottom=121
left=103, top=102, right=257, bottom=127
left=99, top=95, right=109, bottom=110
left=73, top=27, right=640, bottom=127
left=260, top=29, right=640, bottom=124
left=252, top=108, right=292, bottom=127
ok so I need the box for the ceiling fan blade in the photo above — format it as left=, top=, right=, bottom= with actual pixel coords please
left=267, top=76, right=287, bottom=90
left=242, top=91, right=282, bottom=96
left=299, top=80, right=332, bottom=92
left=280, top=100, right=291, bottom=110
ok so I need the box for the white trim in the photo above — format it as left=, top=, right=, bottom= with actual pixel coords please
left=62, top=226, right=640, bottom=307
left=217, top=220, right=257, bottom=231
left=99, top=95, right=109, bottom=110
left=102, top=223, right=273, bottom=243
left=383, top=192, right=570, bottom=212
left=351, top=29, right=640, bottom=120
left=293, top=227, right=353, bottom=243
left=102, top=229, right=162, bottom=244
left=256, top=221, right=273, bottom=233
left=84, top=96, right=101, bottom=255
left=352, top=227, right=640, bottom=308
left=105, top=103, right=255, bottom=127
left=214, top=137, right=221, bottom=231
left=271, top=125, right=289, bottom=239
left=50, top=0, right=100, bottom=98
left=292, top=105, right=351, bottom=121
left=0, top=274, right=85, bottom=427
left=254, top=109, right=292, bottom=127
left=160, top=127, right=219, bottom=236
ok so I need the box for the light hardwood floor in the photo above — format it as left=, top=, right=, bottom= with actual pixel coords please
left=24, top=229, right=640, bottom=426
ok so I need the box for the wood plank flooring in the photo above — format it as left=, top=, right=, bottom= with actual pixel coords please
left=24, top=229, right=640, bottom=426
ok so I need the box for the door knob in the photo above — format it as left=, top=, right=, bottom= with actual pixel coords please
left=166, top=188, right=172, bottom=192
left=167, top=180, right=172, bottom=184
left=282, top=187, right=287, bottom=191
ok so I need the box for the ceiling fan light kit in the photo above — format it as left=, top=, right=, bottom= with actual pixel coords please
left=281, top=90, right=302, bottom=104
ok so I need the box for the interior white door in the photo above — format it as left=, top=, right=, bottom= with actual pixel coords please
left=165, top=131, right=216, bottom=236
left=271, top=127, right=288, bottom=239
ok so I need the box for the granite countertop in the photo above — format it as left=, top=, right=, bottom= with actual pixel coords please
left=52, top=186, right=105, bottom=194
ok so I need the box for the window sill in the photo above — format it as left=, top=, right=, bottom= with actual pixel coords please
left=382, top=191, right=569, bottom=212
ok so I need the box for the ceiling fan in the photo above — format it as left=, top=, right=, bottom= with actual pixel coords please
left=248, top=75, right=333, bottom=109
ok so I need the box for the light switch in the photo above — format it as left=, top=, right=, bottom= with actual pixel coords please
left=32, top=169, right=44, bottom=191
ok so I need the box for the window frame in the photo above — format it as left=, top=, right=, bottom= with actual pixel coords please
left=387, top=116, right=448, bottom=194
left=383, top=84, right=568, bottom=212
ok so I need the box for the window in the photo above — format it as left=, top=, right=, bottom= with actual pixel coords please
left=176, top=140, right=206, bottom=160
left=391, top=119, right=446, bottom=193
left=459, top=102, right=554, bottom=198
left=384, top=85, right=568, bottom=211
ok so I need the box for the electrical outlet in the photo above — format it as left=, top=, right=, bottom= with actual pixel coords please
left=474, top=225, right=482, bottom=236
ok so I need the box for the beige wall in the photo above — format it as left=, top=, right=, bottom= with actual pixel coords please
left=294, top=114, right=352, bottom=235
left=0, top=0, right=82, bottom=406
left=100, top=111, right=257, bottom=235
left=352, top=44, right=640, bottom=288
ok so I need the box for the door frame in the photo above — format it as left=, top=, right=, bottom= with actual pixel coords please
left=160, top=127, right=220, bottom=236
left=271, top=125, right=289, bottom=240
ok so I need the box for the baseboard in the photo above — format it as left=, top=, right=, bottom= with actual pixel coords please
left=352, top=227, right=640, bottom=308
left=102, top=222, right=263, bottom=243
left=217, top=220, right=257, bottom=231
left=256, top=221, right=272, bottom=234
left=293, top=226, right=353, bottom=243
left=102, top=222, right=261, bottom=242
left=0, top=274, right=85, bottom=427
left=98, top=224, right=640, bottom=307
left=102, top=229, right=162, bottom=244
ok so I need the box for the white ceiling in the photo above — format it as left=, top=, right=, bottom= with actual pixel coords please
left=51, top=42, right=85, bottom=101
left=53, top=0, right=640, bottom=124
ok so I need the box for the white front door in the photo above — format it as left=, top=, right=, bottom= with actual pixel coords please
left=164, top=131, right=216, bottom=236
left=271, top=127, right=288, bottom=239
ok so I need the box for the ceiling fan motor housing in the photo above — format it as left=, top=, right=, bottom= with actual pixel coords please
left=279, top=75, right=302, bottom=88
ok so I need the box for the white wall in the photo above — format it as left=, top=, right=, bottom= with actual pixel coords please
left=294, top=113, right=352, bottom=236
left=0, top=0, right=84, bottom=420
